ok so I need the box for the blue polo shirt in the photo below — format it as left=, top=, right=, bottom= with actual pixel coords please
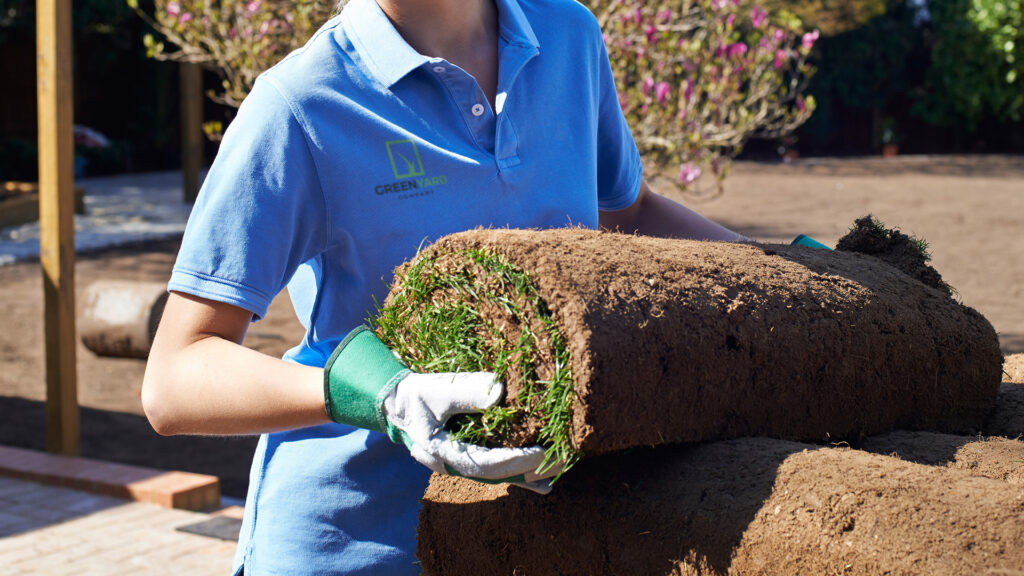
left=168, top=0, right=642, bottom=573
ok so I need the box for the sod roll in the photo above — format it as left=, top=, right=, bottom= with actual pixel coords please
left=418, top=437, right=1024, bottom=576
left=378, top=229, right=1002, bottom=459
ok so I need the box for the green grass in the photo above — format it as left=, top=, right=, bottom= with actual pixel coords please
left=373, top=248, right=580, bottom=479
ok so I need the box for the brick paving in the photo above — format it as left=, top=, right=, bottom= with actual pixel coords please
left=0, top=476, right=236, bottom=575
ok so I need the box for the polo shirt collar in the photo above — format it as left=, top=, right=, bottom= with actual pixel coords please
left=342, top=0, right=540, bottom=89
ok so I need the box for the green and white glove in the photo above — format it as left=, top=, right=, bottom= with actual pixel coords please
left=324, top=326, right=560, bottom=494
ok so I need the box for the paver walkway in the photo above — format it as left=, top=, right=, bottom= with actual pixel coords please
left=0, top=476, right=235, bottom=575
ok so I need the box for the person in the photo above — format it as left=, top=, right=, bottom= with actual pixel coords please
left=141, top=0, right=748, bottom=573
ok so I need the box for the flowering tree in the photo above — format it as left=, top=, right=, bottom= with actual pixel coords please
left=125, top=0, right=334, bottom=107
left=589, top=0, right=817, bottom=194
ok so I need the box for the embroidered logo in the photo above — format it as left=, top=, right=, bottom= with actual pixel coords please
left=385, top=139, right=425, bottom=179
left=375, top=138, right=449, bottom=200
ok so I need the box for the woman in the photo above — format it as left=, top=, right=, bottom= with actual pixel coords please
left=142, top=0, right=747, bottom=573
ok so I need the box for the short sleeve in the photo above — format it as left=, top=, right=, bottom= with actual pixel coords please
left=595, top=36, right=644, bottom=212
left=168, top=77, right=329, bottom=320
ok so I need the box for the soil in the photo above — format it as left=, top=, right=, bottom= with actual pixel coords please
left=984, top=382, right=1024, bottom=439
left=0, top=155, right=1020, bottom=499
left=1006, top=353, right=1024, bottom=382
left=859, top=430, right=1024, bottom=483
left=418, top=434, right=1024, bottom=575
left=0, top=239, right=305, bottom=498
left=411, top=227, right=1002, bottom=455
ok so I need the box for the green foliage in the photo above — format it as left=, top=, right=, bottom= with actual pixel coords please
left=374, top=249, right=579, bottom=479
left=916, top=0, right=1023, bottom=127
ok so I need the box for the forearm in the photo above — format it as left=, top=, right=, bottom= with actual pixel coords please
left=142, top=294, right=329, bottom=436
left=631, top=190, right=749, bottom=241
left=600, top=180, right=750, bottom=242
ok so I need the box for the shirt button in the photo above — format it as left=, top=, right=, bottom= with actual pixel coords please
left=432, top=65, right=446, bottom=73
left=471, top=103, right=485, bottom=117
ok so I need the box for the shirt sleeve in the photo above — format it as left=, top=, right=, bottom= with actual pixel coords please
left=594, top=34, right=644, bottom=212
left=168, top=77, right=329, bottom=320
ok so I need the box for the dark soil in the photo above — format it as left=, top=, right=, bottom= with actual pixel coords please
left=419, top=433, right=1024, bottom=575
left=836, top=215, right=951, bottom=295
left=984, top=382, right=1024, bottom=439
left=399, top=228, right=1003, bottom=455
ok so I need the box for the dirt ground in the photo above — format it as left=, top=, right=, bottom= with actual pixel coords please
left=0, top=155, right=1021, bottom=498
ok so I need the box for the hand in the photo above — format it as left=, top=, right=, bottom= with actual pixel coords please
left=384, top=371, right=560, bottom=494
left=324, top=326, right=560, bottom=494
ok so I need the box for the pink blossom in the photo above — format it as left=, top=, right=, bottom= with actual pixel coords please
left=684, top=79, right=694, bottom=101
left=726, top=13, right=736, bottom=27
left=802, top=30, right=820, bottom=51
left=642, top=76, right=655, bottom=95
left=245, top=1, right=261, bottom=13
left=165, top=2, right=180, bottom=17
left=655, top=82, right=670, bottom=107
left=657, top=9, right=672, bottom=23
left=645, top=24, right=657, bottom=44
left=727, top=42, right=748, bottom=57
left=679, top=163, right=702, bottom=184
left=773, top=28, right=786, bottom=43
left=634, top=7, right=643, bottom=24
left=796, top=97, right=806, bottom=112
left=179, top=12, right=193, bottom=24
left=751, top=7, right=767, bottom=28
left=774, top=49, right=788, bottom=69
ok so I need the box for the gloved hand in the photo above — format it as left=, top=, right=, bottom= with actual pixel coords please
left=324, top=325, right=560, bottom=494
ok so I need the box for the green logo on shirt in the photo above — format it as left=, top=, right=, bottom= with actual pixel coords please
left=385, top=139, right=425, bottom=179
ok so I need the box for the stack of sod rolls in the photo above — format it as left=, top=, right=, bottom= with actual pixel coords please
left=418, top=430, right=1024, bottom=575
left=374, top=228, right=1003, bottom=473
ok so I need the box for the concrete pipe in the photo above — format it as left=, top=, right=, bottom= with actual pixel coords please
left=79, top=280, right=169, bottom=359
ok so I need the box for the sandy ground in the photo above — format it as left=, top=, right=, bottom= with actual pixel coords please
left=0, top=155, right=1020, bottom=496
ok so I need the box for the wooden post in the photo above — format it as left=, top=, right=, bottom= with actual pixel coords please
left=180, top=62, right=202, bottom=203
left=37, top=0, right=79, bottom=456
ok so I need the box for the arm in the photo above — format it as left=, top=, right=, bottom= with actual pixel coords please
left=143, top=292, right=558, bottom=491
left=599, top=180, right=751, bottom=242
left=141, top=291, right=329, bottom=436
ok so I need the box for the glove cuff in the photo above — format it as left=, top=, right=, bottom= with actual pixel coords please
left=791, top=234, right=832, bottom=250
left=324, top=325, right=411, bottom=436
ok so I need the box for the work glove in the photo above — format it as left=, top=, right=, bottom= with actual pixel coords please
left=324, top=325, right=560, bottom=494
left=791, top=234, right=832, bottom=250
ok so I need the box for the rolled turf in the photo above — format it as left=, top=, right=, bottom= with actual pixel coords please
left=417, top=436, right=1024, bottom=575
left=375, top=229, right=1003, bottom=468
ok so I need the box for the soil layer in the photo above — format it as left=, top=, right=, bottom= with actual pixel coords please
left=859, top=430, right=1024, bottom=484
left=418, top=437, right=1024, bottom=575
left=395, top=229, right=1003, bottom=455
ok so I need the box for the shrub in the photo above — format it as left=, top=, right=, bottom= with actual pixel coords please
left=915, top=0, right=1023, bottom=128
left=126, top=0, right=335, bottom=107
left=589, top=0, right=817, bottom=193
